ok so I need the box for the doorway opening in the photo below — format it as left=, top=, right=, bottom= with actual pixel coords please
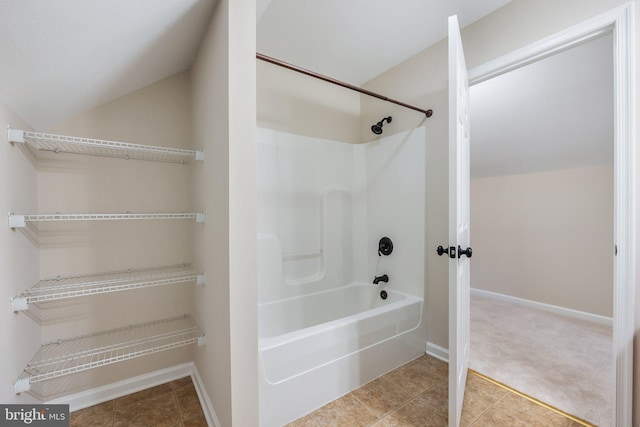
left=458, top=4, right=635, bottom=425
left=468, top=32, right=614, bottom=426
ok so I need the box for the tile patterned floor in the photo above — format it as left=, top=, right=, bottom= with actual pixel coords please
left=70, top=376, right=207, bottom=427
left=70, top=355, right=588, bottom=427
left=286, top=355, right=588, bottom=427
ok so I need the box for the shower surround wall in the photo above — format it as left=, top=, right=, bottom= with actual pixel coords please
left=257, top=129, right=356, bottom=302
left=257, top=126, right=425, bottom=302
left=257, top=126, right=427, bottom=425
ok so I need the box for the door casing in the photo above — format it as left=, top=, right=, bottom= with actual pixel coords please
left=465, top=4, right=635, bottom=426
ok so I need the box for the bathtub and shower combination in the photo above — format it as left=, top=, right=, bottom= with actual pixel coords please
left=257, top=127, right=427, bottom=426
left=259, top=283, right=422, bottom=425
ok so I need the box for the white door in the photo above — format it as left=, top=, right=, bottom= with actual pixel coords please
left=448, top=14, right=471, bottom=427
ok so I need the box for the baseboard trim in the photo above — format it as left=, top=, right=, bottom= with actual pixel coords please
left=46, top=363, right=194, bottom=412
left=471, top=288, right=613, bottom=327
left=46, top=363, right=220, bottom=427
left=190, top=364, right=221, bottom=427
left=426, top=342, right=449, bottom=363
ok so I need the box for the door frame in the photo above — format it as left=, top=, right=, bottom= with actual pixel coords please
left=467, top=3, right=634, bottom=425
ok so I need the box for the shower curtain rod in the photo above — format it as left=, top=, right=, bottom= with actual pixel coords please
left=256, top=53, right=434, bottom=118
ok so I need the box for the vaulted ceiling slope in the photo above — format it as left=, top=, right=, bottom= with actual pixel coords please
left=2, top=1, right=511, bottom=130
left=0, top=0, right=216, bottom=130
left=257, top=0, right=512, bottom=85
left=470, top=33, right=613, bottom=178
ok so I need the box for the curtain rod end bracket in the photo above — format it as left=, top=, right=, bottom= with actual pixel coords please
left=426, top=109, right=433, bottom=118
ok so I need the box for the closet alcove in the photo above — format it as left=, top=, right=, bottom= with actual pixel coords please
left=8, top=126, right=207, bottom=396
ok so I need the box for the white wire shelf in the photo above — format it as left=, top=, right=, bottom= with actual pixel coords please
left=8, top=212, right=206, bottom=229
left=14, top=315, right=206, bottom=393
left=11, top=264, right=206, bottom=311
left=8, top=128, right=204, bottom=164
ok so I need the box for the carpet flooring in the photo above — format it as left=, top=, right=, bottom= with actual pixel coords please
left=470, top=292, right=613, bottom=427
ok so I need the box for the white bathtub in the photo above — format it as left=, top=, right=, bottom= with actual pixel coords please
left=258, top=283, right=423, bottom=426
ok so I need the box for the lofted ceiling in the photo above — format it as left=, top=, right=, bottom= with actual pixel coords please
left=1, top=0, right=610, bottom=180
left=0, top=0, right=512, bottom=131
left=0, top=0, right=216, bottom=130
left=470, top=33, right=613, bottom=178
left=257, top=0, right=512, bottom=85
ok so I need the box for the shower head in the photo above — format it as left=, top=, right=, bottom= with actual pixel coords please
left=371, top=116, right=392, bottom=135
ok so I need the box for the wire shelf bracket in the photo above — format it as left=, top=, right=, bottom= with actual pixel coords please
left=14, top=315, right=206, bottom=394
left=11, top=264, right=206, bottom=312
left=8, top=212, right=206, bottom=229
left=8, top=128, right=204, bottom=164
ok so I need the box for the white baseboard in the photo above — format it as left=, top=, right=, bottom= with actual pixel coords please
left=426, top=342, right=449, bottom=363
left=47, top=362, right=220, bottom=427
left=190, top=364, right=221, bottom=427
left=471, top=288, right=613, bottom=327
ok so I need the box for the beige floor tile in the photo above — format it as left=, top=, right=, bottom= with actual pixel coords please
left=70, top=400, right=114, bottom=427
left=171, top=376, right=194, bottom=390
left=115, top=382, right=174, bottom=410
left=351, top=376, right=415, bottom=418
left=383, top=356, right=446, bottom=398
left=382, top=396, right=448, bottom=427
left=471, top=393, right=570, bottom=427
left=182, top=413, right=209, bottom=427
left=460, top=374, right=507, bottom=426
left=420, top=380, right=448, bottom=410
left=311, top=393, right=379, bottom=427
left=175, top=381, right=206, bottom=422
left=115, top=390, right=181, bottom=427
left=412, top=355, right=448, bottom=380
left=83, top=354, right=588, bottom=427
left=285, top=413, right=320, bottom=426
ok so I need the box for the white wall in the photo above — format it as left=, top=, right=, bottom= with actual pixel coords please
left=191, top=2, right=232, bottom=423
left=191, top=0, right=258, bottom=425
left=228, top=0, right=258, bottom=420
left=257, top=60, right=361, bottom=144
left=471, top=164, right=614, bottom=317
left=0, top=101, right=40, bottom=405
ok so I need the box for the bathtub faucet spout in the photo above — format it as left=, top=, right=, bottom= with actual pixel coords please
left=373, top=274, right=389, bottom=285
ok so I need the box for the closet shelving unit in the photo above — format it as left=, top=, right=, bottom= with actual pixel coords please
left=11, top=264, right=205, bottom=312
left=8, top=128, right=204, bottom=163
left=8, top=212, right=206, bottom=229
left=14, top=315, right=206, bottom=393
left=9, top=127, right=206, bottom=395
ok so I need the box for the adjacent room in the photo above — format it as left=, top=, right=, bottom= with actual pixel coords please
left=469, top=33, right=614, bottom=427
